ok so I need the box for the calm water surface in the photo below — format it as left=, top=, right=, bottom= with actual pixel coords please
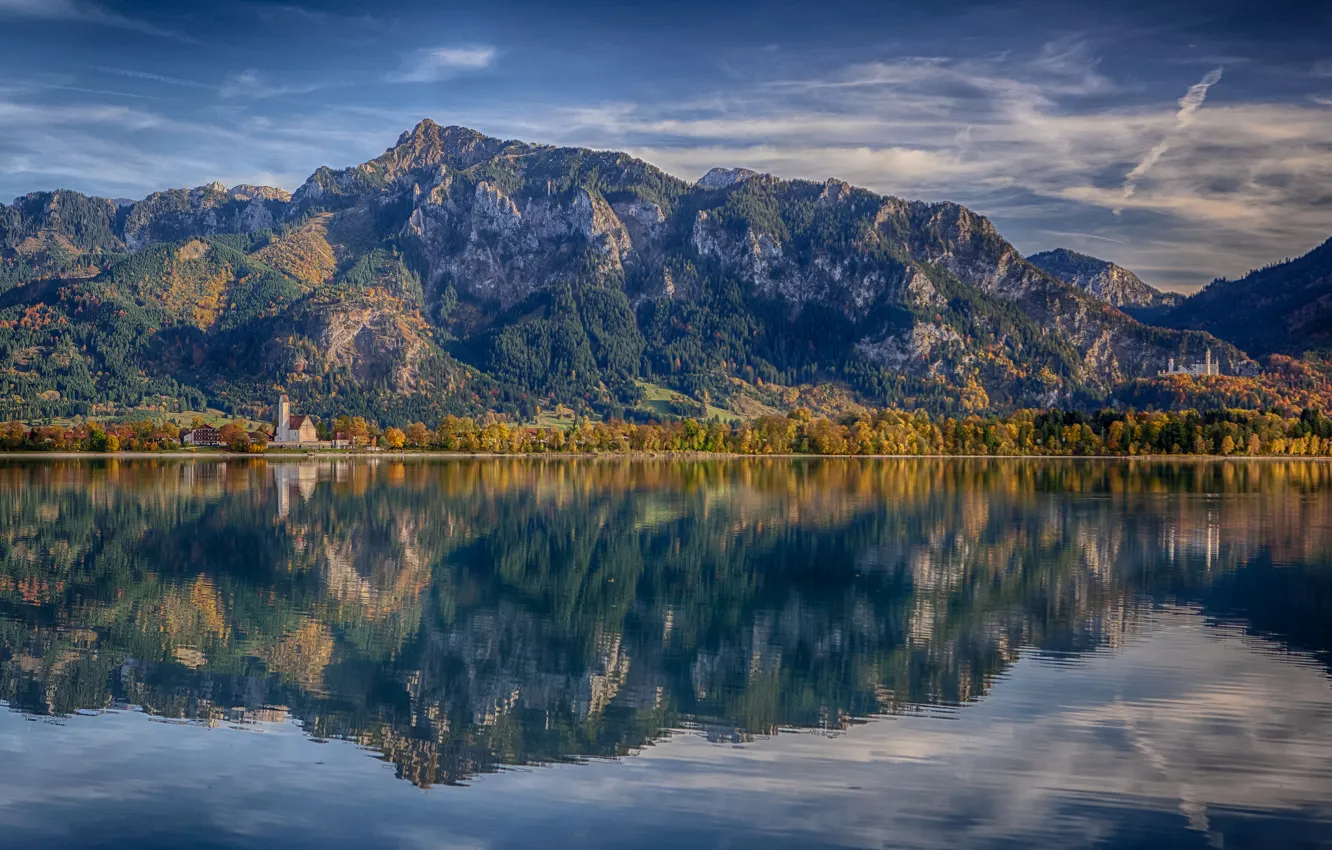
left=0, top=458, right=1330, bottom=849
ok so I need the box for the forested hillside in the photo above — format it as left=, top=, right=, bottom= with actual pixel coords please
left=1160, top=237, right=1332, bottom=357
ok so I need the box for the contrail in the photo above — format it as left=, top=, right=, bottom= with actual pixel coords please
left=1115, top=68, right=1223, bottom=213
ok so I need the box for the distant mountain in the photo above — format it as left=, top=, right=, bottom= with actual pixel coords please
left=1028, top=249, right=1183, bottom=311
left=0, top=183, right=288, bottom=281
left=1160, top=238, right=1332, bottom=357
left=0, top=119, right=1251, bottom=423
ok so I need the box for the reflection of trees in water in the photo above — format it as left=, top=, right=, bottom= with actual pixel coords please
left=0, top=457, right=1329, bottom=787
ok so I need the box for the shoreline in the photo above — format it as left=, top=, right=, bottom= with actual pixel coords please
left=0, top=451, right=1326, bottom=462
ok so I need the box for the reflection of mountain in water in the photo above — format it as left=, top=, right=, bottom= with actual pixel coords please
left=0, top=458, right=1329, bottom=788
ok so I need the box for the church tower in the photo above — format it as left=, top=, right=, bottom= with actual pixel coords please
left=277, top=394, right=291, bottom=442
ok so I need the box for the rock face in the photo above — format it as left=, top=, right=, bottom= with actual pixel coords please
left=0, top=119, right=1259, bottom=419
left=697, top=167, right=759, bottom=190
left=123, top=183, right=289, bottom=250
left=1028, top=249, right=1183, bottom=309
left=229, top=185, right=293, bottom=203
left=1159, top=237, right=1332, bottom=356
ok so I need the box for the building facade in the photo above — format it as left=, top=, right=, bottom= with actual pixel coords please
left=182, top=425, right=222, bottom=447
left=1160, top=349, right=1219, bottom=377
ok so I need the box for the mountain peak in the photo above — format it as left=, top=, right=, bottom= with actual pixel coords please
left=385, top=120, right=506, bottom=174
left=1033, top=247, right=1101, bottom=268
left=402, top=116, right=439, bottom=135
left=697, top=167, right=759, bottom=190
left=1029, top=248, right=1181, bottom=310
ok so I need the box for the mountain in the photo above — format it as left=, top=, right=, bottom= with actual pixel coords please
left=1027, top=249, right=1183, bottom=313
left=1159, top=238, right=1332, bottom=357
left=0, top=119, right=1252, bottom=423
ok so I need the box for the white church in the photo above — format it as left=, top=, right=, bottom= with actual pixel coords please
left=273, top=394, right=319, bottom=445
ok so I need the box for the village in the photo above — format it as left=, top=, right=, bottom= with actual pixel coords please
left=180, top=395, right=366, bottom=451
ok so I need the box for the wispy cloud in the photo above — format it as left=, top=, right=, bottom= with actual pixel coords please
left=250, top=3, right=388, bottom=30
left=37, top=85, right=159, bottom=101
left=1042, top=230, right=1128, bottom=245
left=388, top=46, right=497, bottom=83
left=0, top=98, right=319, bottom=200
left=92, top=66, right=322, bottom=102
left=1116, top=67, right=1223, bottom=212
left=0, top=0, right=184, bottom=39
left=92, top=66, right=214, bottom=90
left=219, top=70, right=322, bottom=100
left=477, top=46, right=1327, bottom=289
left=3, top=35, right=1328, bottom=292
left=1029, top=36, right=1116, bottom=95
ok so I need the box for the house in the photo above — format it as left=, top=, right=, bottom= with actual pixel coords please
left=273, top=395, right=319, bottom=444
left=182, top=424, right=222, bottom=447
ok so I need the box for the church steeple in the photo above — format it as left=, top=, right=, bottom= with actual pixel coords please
left=277, top=394, right=291, bottom=440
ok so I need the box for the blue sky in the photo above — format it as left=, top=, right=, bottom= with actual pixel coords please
left=0, top=0, right=1329, bottom=290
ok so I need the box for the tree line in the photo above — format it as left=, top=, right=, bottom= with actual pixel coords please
left=7, top=406, right=1332, bottom=456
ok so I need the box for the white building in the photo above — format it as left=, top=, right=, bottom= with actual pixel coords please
left=273, top=394, right=319, bottom=444
left=1160, top=349, right=1219, bottom=377
left=181, top=424, right=222, bottom=446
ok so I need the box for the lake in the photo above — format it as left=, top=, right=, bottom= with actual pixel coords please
left=0, top=457, right=1330, bottom=849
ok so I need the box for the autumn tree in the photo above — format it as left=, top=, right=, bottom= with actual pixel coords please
left=219, top=420, right=251, bottom=452
left=406, top=422, right=430, bottom=448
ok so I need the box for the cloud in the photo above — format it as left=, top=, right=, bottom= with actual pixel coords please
left=3, top=37, right=1328, bottom=292
left=0, top=98, right=318, bottom=201
left=0, top=0, right=183, bottom=38
left=219, top=70, right=322, bottom=100
left=477, top=48, right=1326, bottom=289
left=250, top=3, right=387, bottom=30
left=92, top=66, right=214, bottom=90
left=36, top=85, right=159, bottom=101
left=388, top=46, right=497, bottom=83
left=253, top=3, right=334, bottom=23
left=91, top=66, right=320, bottom=102
left=1042, top=230, right=1128, bottom=245
left=1116, top=67, right=1223, bottom=212
left=1028, top=35, right=1116, bottom=95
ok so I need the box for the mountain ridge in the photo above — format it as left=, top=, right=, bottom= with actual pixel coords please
left=0, top=119, right=1260, bottom=423
left=1028, top=248, right=1184, bottom=311
left=1161, top=237, right=1332, bottom=357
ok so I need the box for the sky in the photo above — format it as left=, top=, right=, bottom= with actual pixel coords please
left=0, top=0, right=1329, bottom=291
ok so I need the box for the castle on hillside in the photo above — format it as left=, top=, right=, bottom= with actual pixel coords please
left=273, top=394, right=318, bottom=444
left=1160, top=349, right=1220, bottom=377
